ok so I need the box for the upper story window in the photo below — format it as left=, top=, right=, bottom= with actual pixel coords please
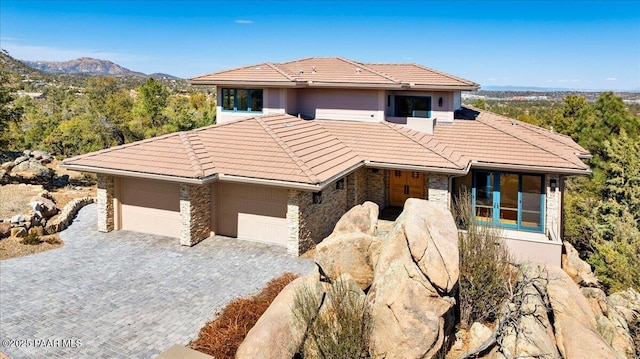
left=222, top=88, right=263, bottom=112
left=395, top=95, right=431, bottom=118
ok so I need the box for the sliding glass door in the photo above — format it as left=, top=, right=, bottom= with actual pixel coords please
left=471, top=171, right=544, bottom=232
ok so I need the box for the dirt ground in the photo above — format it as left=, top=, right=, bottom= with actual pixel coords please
left=1, top=158, right=95, bottom=260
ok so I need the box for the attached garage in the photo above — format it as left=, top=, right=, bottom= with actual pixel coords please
left=118, top=178, right=181, bottom=238
left=216, top=183, right=288, bottom=247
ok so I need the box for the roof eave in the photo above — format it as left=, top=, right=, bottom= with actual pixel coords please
left=470, top=161, right=591, bottom=175
left=303, top=81, right=402, bottom=89
left=59, top=163, right=216, bottom=185
left=189, top=80, right=298, bottom=87
left=407, top=84, right=480, bottom=91
left=364, top=161, right=466, bottom=175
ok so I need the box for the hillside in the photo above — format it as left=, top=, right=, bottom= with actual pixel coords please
left=0, top=49, right=46, bottom=78
left=23, top=57, right=149, bottom=77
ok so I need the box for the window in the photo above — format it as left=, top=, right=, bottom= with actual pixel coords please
left=312, top=191, right=323, bottom=204
left=336, top=178, right=345, bottom=190
left=456, top=170, right=544, bottom=232
left=221, top=88, right=263, bottom=112
left=395, top=96, right=432, bottom=118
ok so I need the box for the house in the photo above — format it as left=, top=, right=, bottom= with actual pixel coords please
left=61, top=57, right=591, bottom=266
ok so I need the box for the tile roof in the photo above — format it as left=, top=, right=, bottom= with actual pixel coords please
left=431, top=108, right=590, bottom=171
left=190, top=57, right=479, bottom=89
left=63, top=109, right=590, bottom=186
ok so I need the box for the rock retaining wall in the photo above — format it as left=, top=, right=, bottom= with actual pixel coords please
left=44, top=197, right=96, bottom=235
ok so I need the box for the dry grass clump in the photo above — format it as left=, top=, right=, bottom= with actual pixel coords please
left=190, top=272, right=299, bottom=359
left=0, top=234, right=63, bottom=260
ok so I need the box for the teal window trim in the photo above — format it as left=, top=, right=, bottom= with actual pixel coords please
left=469, top=170, right=545, bottom=233
left=220, top=88, right=263, bottom=113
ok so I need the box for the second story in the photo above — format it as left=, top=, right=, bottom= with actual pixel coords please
left=190, top=57, right=479, bottom=133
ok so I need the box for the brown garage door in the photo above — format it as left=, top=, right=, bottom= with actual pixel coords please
left=218, top=183, right=288, bottom=246
left=119, top=178, right=181, bottom=238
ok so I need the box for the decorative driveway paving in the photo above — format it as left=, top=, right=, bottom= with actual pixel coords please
left=0, top=204, right=315, bottom=358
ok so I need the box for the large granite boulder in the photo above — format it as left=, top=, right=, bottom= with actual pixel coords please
left=562, top=241, right=599, bottom=287
left=332, top=201, right=378, bottom=235
left=29, top=196, right=58, bottom=218
left=12, top=159, right=52, bottom=179
left=367, top=199, right=458, bottom=358
left=235, top=274, right=323, bottom=359
left=314, top=202, right=380, bottom=290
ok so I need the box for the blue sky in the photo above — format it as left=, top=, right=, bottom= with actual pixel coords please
left=1, top=0, right=638, bottom=90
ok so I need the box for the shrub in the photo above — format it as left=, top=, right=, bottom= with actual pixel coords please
left=189, top=272, right=299, bottom=359
left=20, top=232, right=42, bottom=245
left=455, top=189, right=512, bottom=328
left=293, top=277, right=369, bottom=358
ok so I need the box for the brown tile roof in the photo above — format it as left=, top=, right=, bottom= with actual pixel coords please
left=63, top=114, right=362, bottom=185
left=432, top=108, right=590, bottom=171
left=190, top=57, right=479, bottom=89
left=63, top=109, right=589, bottom=186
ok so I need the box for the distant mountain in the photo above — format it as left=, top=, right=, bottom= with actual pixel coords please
left=23, top=57, right=148, bottom=77
left=149, top=73, right=181, bottom=80
left=0, top=50, right=46, bottom=77
left=481, top=85, right=637, bottom=92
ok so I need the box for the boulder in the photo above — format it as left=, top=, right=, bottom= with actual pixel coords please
left=40, top=154, right=53, bottom=164
left=544, top=265, right=622, bottom=359
left=315, top=232, right=377, bottom=290
left=11, top=227, right=27, bottom=238
left=13, top=156, right=29, bottom=165
left=600, top=289, right=640, bottom=358
left=468, top=322, right=493, bottom=351
left=29, top=196, right=58, bottom=218
left=562, top=241, right=599, bottom=287
left=236, top=274, right=323, bottom=359
left=367, top=199, right=458, bottom=359
left=332, top=201, right=379, bottom=235
left=1, top=161, right=14, bottom=170
left=0, top=222, right=11, bottom=238
left=12, top=159, right=52, bottom=179
left=10, top=214, right=25, bottom=224
left=31, top=150, right=47, bottom=160
left=22, top=150, right=31, bottom=157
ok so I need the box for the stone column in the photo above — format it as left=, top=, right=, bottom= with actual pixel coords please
left=97, top=174, right=114, bottom=232
left=545, top=175, right=561, bottom=240
left=179, top=184, right=211, bottom=246
left=286, top=190, right=302, bottom=256
left=428, top=174, right=450, bottom=209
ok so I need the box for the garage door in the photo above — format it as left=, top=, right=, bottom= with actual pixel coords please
left=218, top=183, right=288, bottom=246
left=119, top=178, right=180, bottom=238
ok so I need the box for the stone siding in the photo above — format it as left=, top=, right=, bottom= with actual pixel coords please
left=347, top=167, right=367, bottom=208
left=288, top=177, right=348, bottom=255
left=179, top=184, right=211, bottom=246
left=428, top=174, right=450, bottom=209
left=366, top=169, right=387, bottom=208
left=97, top=174, right=114, bottom=232
left=545, top=174, right=561, bottom=240
left=286, top=190, right=303, bottom=256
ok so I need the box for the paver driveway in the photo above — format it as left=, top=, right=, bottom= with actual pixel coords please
left=0, top=204, right=315, bottom=358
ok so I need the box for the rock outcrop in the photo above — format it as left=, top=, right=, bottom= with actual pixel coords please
left=562, top=241, right=599, bottom=287
left=235, top=274, right=323, bottom=359
left=367, top=199, right=459, bottom=358
left=314, top=201, right=380, bottom=290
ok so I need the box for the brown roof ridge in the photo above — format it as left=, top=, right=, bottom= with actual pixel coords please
left=179, top=132, right=205, bottom=178
left=337, top=57, right=401, bottom=84
left=254, top=115, right=321, bottom=183
left=190, top=61, right=290, bottom=81
left=265, top=62, right=296, bottom=81
left=473, top=108, right=586, bottom=167
left=410, top=63, right=479, bottom=86
left=381, top=121, right=465, bottom=169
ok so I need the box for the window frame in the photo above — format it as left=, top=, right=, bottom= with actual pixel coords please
left=220, top=88, right=263, bottom=113
left=394, top=95, right=432, bottom=118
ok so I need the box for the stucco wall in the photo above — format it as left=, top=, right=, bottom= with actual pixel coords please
left=295, top=88, right=385, bottom=121
left=97, top=174, right=114, bottom=232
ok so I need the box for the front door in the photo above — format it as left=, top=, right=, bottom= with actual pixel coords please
left=389, top=170, right=425, bottom=207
